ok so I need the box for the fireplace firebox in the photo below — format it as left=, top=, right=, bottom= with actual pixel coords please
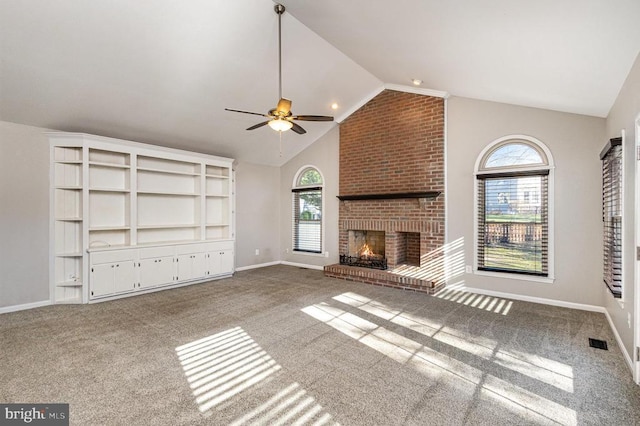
left=340, top=230, right=388, bottom=270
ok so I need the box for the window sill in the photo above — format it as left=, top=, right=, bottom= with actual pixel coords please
left=474, top=269, right=555, bottom=284
left=292, top=250, right=325, bottom=258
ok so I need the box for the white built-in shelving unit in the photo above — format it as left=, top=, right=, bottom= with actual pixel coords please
left=49, top=132, right=235, bottom=304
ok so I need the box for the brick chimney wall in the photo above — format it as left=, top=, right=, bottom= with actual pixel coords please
left=338, top=90, right=445, bottom=268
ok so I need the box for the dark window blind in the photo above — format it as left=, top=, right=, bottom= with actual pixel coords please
left=477, top=171, right=548, bottom=276
left=292, top=187, right=322, bottom=253
left=601, top=138, right=623, bottom=298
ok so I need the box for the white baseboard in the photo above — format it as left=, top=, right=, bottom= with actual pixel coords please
left=463, top=287, right=606, bottom=313
left=236, top=261, right=325, bottom=272
left=0, top=300, right=51, bottom=315
left=464, top=286, right=634, bottom=372
left=603, top=309, right=634, bottom=373
left=235, top=261, right=281, bottom=272
left=280, top=261, right=325, bottom=271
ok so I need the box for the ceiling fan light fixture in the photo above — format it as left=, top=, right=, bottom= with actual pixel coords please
left=268, top=118, right=293, bottom=132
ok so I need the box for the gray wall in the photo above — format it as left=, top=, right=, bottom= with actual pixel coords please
left=446, top=97, right=606, bottom=306
left=605, top=52, right=640, bottom=358
left=234, top=160, right=281, bottom=268
left=0, top=121, right=50, bottom=308
left=280, top=126, right=340, bottom=267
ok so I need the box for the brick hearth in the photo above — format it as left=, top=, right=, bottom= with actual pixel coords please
left=324, top=89, right=446, bottom=292
left=324, top=264, right=444, bottom=294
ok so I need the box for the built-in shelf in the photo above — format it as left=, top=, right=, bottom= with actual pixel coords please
left=337, top=191, right=441, bottom=201
left=137, top=224, right=200, bottom=230
left=56, top=252, right=83, bottom=257
left=55, top=160, right=83, bottom=165
left=137, top=166, right=200, bottom=176
left=50, top=132, right=234, bottom=304
left=89, top=187, right=130, bottom=193
left=56, top=280, right=83, bottom=287
left=89, top=161, right=131, bottom=169
left=137, top=190, right=199, bottom=196
left=89, top=225, right=131, bottom=231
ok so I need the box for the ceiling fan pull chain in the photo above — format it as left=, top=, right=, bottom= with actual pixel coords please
left=279, top=131, right=283, bottom=157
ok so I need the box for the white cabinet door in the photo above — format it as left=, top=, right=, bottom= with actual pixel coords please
left=91, top=261, right=137, bottom=298
left=91, top=263, right=115, bottom=298
left=139, top=256, right=174, bottom=288
left=193, top=253, right=207, bottom=279
left=177, top=253, right=207, bottom=281
left=220, top=250, right=234, bottom=275
left=207, top=251, right=221, bottom=276
left=114, top=261, right=136, bottom=293
left=207, top=250, right=234, bottom=277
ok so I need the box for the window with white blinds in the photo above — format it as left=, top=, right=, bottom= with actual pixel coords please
left=292, top=167, right=323, bottom=254
left=600, top=137, right=623, bottom=298
left=476, top=138, right=553, bottom=278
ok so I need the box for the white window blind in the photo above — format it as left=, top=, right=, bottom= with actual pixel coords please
left=600, top=137, right=623, bottom=298
left=292, top=187, right=322, bottom=253
left=477, top=170, right=549, bottom=276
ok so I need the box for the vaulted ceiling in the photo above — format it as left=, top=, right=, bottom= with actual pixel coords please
left=1, top=0, right=638, bottom=166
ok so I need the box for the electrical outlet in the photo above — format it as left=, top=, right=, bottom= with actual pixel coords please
left=285, top=248, right=289, bottom=254
left=465, top=265, right=472, bottom=274
left=628, top=312, right=632, bottom=328
left=325, top=251, right=329, bottom=258
left=255, top=249, right=260, bottom=256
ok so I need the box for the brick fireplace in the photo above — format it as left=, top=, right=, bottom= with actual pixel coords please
left=324, top=90, right=446, bottom=293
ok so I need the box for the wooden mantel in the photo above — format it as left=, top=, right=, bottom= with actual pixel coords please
left=336, top=191, right=441, bottom=201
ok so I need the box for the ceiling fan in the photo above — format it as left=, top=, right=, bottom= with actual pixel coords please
left=224, top=3, right=334, bottom=134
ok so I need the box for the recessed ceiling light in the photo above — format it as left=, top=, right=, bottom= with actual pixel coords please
left=412, top=79, right=423, bottom=86
left=331, top=103, right=339, bottom=110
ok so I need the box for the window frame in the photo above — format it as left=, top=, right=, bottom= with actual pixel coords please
left=291, top=165, right=325, bottom=256
left=473, top=135, right=555, bottom=283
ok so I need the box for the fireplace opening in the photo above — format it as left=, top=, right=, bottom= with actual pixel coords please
left=340, top=230, right=387, bottom=270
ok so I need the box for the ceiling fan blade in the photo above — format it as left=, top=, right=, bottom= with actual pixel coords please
left=291, top=122, right=307, bottom=134
left=246, top=121, right=270, bottom=131
left=292, top=115, right=334, bottom=122
left=225, top=108, right=269, bottom=117
left=276, top=98, right=292, bottom=115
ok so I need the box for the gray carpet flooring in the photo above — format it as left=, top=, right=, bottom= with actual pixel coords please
left=2, top=265, right=640, bottom=425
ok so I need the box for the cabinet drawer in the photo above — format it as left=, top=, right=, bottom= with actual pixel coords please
left=90, top=249, right=137, bottom=264
left=206, top=241, right=234, bottom=252
left=175, top=243, right=209, bottom=255
left=139, top=246, right=175, bottom=259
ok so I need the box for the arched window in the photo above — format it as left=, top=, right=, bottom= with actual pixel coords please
left=475, top=136, right=553, bottom=278
left=292, top=166, right=323, bottom=253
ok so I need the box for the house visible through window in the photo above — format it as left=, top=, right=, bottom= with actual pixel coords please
left=476, top=139, right=553, bottom=277
left=600, top=137, right=623, bottom=298
left=292, top=167, right=323, bottom=253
